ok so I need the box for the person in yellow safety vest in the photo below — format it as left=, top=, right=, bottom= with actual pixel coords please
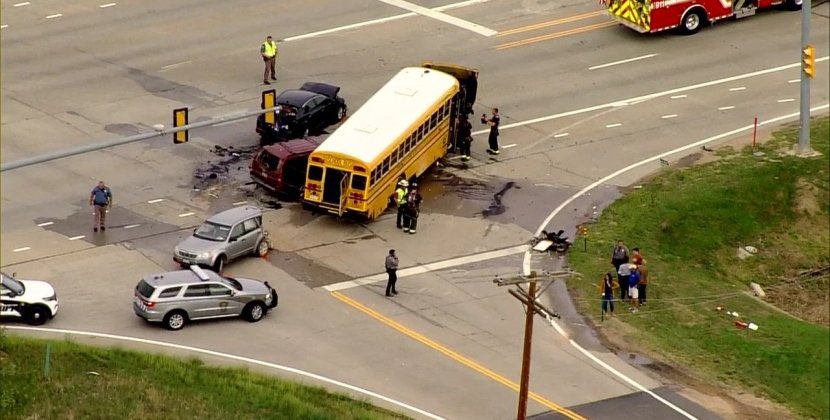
left=395, top=179, right=409, bottom=230
left=261, top=35, right=278, bottom=85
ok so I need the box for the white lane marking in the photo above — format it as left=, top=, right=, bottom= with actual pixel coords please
left=3, top=326, right=445, bottom=420
left=14, top=2, right=31, bottom=7
left=605, top=123, right=622, bottom=128
left=232, top=201, right=248, bottom=206
left=68, top=235, right=85, bottom=241
left=472, top=56, right=827, bottom=136
left=323, top=244, right=528, bottom=292
left=37, top=221, right=54, bottom=227
left=788, top=79, right=801, bottom=83
left=718, top=106, right=735, bottom=111
left=124, top=224, right=141, bottom=229
left=147, top=198, right=165, bottom=203
left=284, top=0, right=491, bottom=42
left=378, top=0, right=497, bottom=36
left=99, top=3, right=116, bottom=8
left=0, top=25, right=7, bottom=29
left=553, top=133, right=569, bottom=138
left=178, top=212, right=195, bottom=217
left=670, top=95, right=687, bottom=99
left=588, top=54, right=657, bottom=70
left=728, top=87, right=746, bottom=91
left=661, top=114, right=678, bottom=119
left=525, top=104, right=829, bottom=419
left=13, top=247, right=31, bottom=253
left=777, top=98, right=795, bottom=103
left=46, top=14, right=62, bottom=19
left=501, top=143, right=517, bottom=149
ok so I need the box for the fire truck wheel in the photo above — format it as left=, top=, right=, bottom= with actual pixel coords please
left=783, top=0, right=802, bottom=10
left=680, top=9, right=705, bottom=35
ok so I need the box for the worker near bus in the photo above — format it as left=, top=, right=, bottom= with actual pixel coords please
left=458, top=114, right=473, bottom=161
left=481, top=107, right=500, bottom=155
left=395, top=179, right=409, bottom=229
left=261, top=35, right=278, bottom=85
left=403, top=182, right=423, bottom=234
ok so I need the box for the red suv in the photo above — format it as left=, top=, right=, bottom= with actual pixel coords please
left=250, top=136, right=325, bottom=199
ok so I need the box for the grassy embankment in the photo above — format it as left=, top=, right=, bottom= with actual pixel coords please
left=566, top=116, right=830, bottom=419
left=0, top=334, right=408, bottom=420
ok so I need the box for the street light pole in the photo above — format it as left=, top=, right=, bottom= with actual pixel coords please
left=798, top=0, right=813, bottom=154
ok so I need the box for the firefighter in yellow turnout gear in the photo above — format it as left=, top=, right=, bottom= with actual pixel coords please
left=395, top=179, right=409, bottom=229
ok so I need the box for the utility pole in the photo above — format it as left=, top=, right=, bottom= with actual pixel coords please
left=494, top=270, right=576, bottom=419
left=799, top=0, right=814, bottom=154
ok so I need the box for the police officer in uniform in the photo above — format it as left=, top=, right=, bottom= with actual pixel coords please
left=481, top=107, right=500, bottom=155
left=395, top=179, right=409, bottom=229
left=261, top=35, right=278, bottom=84
left=403, top=182, right=423, bottom=234
left=458, top=114, right=473, bottom=161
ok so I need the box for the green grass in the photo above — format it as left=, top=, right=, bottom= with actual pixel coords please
left=567, top=116, right=830, bottom=419
left=0, top=334, right=409, bottom=420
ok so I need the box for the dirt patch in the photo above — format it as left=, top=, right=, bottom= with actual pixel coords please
left=794, top=178, right=821, bottom=216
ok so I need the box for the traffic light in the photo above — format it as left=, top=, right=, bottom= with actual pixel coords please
left=802, top=44, right=815, bottom=79
left=173, top=107, right=188, bottom=144
left=578, top=225, right=589, bottom=237
left=262, top=89, right=276, bottom=126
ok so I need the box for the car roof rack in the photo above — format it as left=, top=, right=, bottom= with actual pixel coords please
left=189, top=265, right=211, bottom=281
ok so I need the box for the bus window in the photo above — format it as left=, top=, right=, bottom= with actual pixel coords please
left=441, top=103, right=449, bottom=118
left=397, top=145, right=404, bottom=161
left=370, top=169, right=378, bottom=185
left=404, top=135, right=412, bottom=153
left=382, top=156, right=390, bottom=173
left=419, top=124, right=427, bottom=141
left=308, top=165, right=323, bottom=181
left=430, top=112, right=438, bottom=128
left=351, top=174, right=367, bottom=191
left=390, top=150, right=398, bottom=166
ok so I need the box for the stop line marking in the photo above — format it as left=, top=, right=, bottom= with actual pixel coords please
left=99, top=3, right=116, bottom=8
left=14, top=2, right=30, bottom=7
left=147, top=198, right=164, bottom=204
left=37, top=221, right=54, bottom=227
left=178, top=212, right=195, bottom=218
left=45, top=14, right=62, bottom=19
left=68, top=235, right=85, bottom=241
left=13, top=247, right=31, bottom=253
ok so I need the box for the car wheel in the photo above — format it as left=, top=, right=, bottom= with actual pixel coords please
left=255, top=240, right=269, bottom=257
left=163, top=310, right=187, bottom=331
left=213, top=255, right=226, bottom=273
left=24, top=305, right=50, bottom=326
left=679, top=9, right=705, bottom=35
left=336, top=106, right=347, bottom=122
left=243, top=302, right=267, bottom=322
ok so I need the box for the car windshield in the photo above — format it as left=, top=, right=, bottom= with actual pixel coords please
left=193, top=221, right=231, bottom=242
left=1, top=272, right=25, bottom=295
left=219, top=275, right=242, bottom=291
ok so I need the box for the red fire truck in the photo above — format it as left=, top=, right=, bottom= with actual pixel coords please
left=605, top=0, right=802, bottom=34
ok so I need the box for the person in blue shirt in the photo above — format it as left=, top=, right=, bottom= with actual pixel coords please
left=628, top=265, right=641, bottom=313
left=89, top=181, right=112, bottom=232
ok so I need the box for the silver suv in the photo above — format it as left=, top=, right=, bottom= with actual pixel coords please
left=174, top=206, right=270, bottom=272
left=133, top=266, right=278, bottom=330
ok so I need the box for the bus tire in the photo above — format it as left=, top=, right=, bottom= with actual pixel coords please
left=679, top=9, right=705, bottom=35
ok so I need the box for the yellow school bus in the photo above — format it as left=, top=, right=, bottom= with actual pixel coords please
left=302, top=64, right=478, bottom=220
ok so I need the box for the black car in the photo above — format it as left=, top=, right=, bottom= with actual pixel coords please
left=256, top=82, right=347, bottom=144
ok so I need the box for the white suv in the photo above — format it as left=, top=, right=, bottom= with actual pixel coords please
left=1, top=272, right=59, bottom=325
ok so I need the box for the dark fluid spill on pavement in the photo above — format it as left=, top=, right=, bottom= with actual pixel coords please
left=192, top=145, right=258, bottom=191
left=482, top=181, right=518, bottom=217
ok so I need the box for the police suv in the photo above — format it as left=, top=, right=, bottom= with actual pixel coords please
left=1, top=271, right=59, bottom=325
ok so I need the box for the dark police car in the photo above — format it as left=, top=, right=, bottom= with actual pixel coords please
left=256, top=82, right=347, bottom=144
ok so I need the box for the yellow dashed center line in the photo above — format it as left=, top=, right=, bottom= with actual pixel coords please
left=497, top=10, right=606, bottom=36
left=330, top=291, right=585, bottom=419
left=496, top=21, right=618, bottom=50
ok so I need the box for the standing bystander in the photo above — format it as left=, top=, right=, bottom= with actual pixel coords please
left=617, top=261, right=631, bottom=302
left=632, top=248, right=648, bottom=305
left=403, top=182, right=423, bottom=234
left=261, top=35, right=278, bottom=84
left=628, top=265, right=641, bottom=313
left=598, top=272, right=618, bottom=318
left=89, top=181, right=112, bottom=232
left=611, top=240, right=629, bottom=272
left=385, top=249, right=399, bottom=297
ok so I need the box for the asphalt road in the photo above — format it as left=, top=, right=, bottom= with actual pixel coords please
left=2, top=0, right=828, bottom=418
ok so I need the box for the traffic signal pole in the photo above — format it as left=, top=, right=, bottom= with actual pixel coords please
left=799, top=0, right=813, bottom=154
